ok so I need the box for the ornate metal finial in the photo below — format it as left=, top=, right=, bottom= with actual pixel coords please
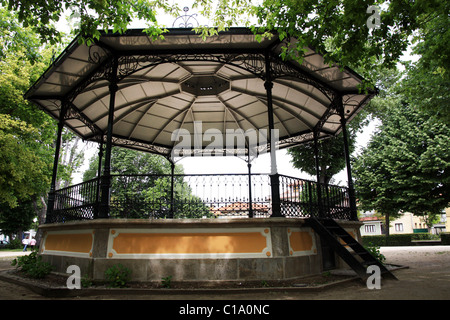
left=172, top=7, right=199, bottom=28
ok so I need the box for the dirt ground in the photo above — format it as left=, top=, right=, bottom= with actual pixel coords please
left=0, top=246, right=449, bottom=301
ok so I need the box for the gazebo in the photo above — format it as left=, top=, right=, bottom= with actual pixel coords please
left=26, top=28, right=392, bottom=282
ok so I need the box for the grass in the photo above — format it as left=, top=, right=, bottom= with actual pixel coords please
left=0, top=248, right=24, bottom=252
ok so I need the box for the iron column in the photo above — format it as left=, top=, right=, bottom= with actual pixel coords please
left=99, top=57, right=119, bottom=219
left=265, top=51, right=281, bottom=217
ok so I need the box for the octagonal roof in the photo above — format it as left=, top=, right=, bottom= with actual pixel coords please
left=25, top=28, right=376, bottom=159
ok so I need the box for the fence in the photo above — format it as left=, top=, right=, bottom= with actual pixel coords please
left=46, top=173, right=352, bottom=223
left=47, top=178, right=99, bottom=223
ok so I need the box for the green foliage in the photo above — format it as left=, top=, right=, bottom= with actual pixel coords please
left=81, top=274, right=93, bottom=288
left=84, top=148, right=213, bottom=219
left=411, top=233, right=440, bottom=241
left=248, top=0, right=432, bottom=70
left=0, top=201, right=35, bottom=235
left=161, top=275, right=172, bottom=288
left=1, top=0, right=179, bottom=45
left=362, top=234, right=442, bottom=247
left=288, top=132, right=357, bottom=185
left=401, top=1, right=450, bottom=124
left=353, top=104, right=450, bottom=220
left=364, top=243, right=386, bottom=263
left=5, top=238, right=21, bottom=249
left=104, top=264, right=131, bottom=288
left=362, top=235, right=412, bottom=247
left=0, top=7, right=41, bottom=62
left=260, top=280, right=270, bottom=287
left=3, top=0, right=447, bottom=82
left=441, top=233, right=450, bottom=245
left=0, top=115, right=52, bottom=208
left=11, top=250, right=53, bottom=279
left=0, top=8, right=63, bottom=233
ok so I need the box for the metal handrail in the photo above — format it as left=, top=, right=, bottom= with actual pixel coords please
left=47, top=173, right=352, bottom=223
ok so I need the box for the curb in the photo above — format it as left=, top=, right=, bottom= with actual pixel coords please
left=0, top=265, right=406, bottom=299
left=0, top=270, right=362, bottom=298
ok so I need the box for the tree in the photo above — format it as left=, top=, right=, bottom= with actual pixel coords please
left=0, top=7, right=41, bottom=62
left=400, top=2, right=450, bottom=124
left=0, top=9, right=85, bottom=232
left=353, top=104, right=450, bottom=235
left=250, top=0, right=448, bottom=70
left=0, top=200, right=35, bottom=238
left=287, top=132, right=356, bottom=185
left=56, top=132, right=86, bottom=189
left=83, top=148, right=213, bottom=218
left=1, top=0, right=179, bottom=44
left=3, top=0, right=447, bottom=73
left=0, top=114, right=51, bottom=208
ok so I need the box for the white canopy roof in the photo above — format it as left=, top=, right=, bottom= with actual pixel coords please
left=26, top=28, right=375, bottom=159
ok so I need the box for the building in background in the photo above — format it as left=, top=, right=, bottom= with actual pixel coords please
left=360, top=209, right=449, bottom=236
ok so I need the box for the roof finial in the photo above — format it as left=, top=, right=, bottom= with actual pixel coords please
left=172, top=7, right=199, bottom=28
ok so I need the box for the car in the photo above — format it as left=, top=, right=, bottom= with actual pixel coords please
left=0, top=240, right=9, bottom=248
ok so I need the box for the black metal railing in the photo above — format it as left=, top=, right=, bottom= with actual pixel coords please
left=109, top=173, right=271, bottom=219
left=279, top=174, right=351, bottom=219
left=46, top=173, right=353, bottom=223
left=47, top=178, right=99, bottom=223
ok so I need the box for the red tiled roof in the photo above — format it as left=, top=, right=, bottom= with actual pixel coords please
left=359, top=216, right=381, bottom=221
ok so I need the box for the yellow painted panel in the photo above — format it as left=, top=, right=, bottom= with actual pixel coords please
left=289, top=231, right=313, bottom=252
left=45, top=233, right=93, bottom=253
left=112, top=232, right=267, bottom=255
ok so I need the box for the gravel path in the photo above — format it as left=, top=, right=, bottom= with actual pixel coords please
left=0, top=246, right=449, bottom=300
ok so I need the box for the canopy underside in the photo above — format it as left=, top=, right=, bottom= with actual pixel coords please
left=26, top=28, right=375, bottom=159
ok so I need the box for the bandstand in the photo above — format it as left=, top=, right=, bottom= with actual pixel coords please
left=25, top=27, right=393, bottom=283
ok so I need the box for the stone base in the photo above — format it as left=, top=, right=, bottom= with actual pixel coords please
left=38, top=218, right=362, bottom=282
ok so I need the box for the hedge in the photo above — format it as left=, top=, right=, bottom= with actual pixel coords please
left=362, top=233, right=444, bottom=247
left=362, top=234, right=412, bottom=246
left=441, top=233, right=450, bottom=245
left=411, top=233, right=440, bottom=241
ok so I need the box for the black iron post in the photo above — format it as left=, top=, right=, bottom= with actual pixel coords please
left=46, top=104, right=67, bottom=222
left=94, top=139, right=103, bottom=219
left=99, top=57, right=118, bottom=219
left=264, top=51, right=282, bottom=218
left=337, top=97, right=358, bottom=221
left=313, top=130, right=324, bottom=218
left=247, top=154, right=253, bottom=218
left=170, top=160, right=175, bottom=219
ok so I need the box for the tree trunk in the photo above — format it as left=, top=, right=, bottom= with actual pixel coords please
left=385, top=212, right=390, bottom=246
left=319, top=166, right=331, bottom=185
left=32, top=195, right=47, bottom=247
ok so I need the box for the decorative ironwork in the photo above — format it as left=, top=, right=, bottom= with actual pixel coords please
left=172, top=7, right=199, bottom=28
left=111, top=136, right=172, bottom=156
left=64, top=102, right=102, bottom=136
left=47, top=178, right=99, bottom=223
left=267, top=54, right=337, bottom=103
left=87, top=44, right=111, bottom=64
left=46, top=173, right=352, bottom=223
left=279, top=174, right=351, bottom=220
left=115, top=52, right=267, bottom=81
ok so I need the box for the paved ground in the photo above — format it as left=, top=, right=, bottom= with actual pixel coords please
left=0, top=246, right=449, bottom=301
